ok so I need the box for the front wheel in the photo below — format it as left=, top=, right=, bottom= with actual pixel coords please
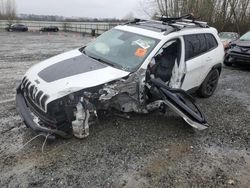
left=224, top=60, right=232, bottom=66
left=197, top=69, right=220, bottom=98
left=224, top=54, right=233, bottom=66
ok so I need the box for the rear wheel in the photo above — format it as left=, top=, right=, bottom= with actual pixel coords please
left=197, top=69, right=220, bottom=98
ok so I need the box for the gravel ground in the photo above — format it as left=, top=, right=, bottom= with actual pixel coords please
left=0, top=31, right=249, bottom=188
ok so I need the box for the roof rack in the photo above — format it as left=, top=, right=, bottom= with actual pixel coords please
left=158, top=14, right=196, bottom=22
left=124, top=14, right=209, bottom=33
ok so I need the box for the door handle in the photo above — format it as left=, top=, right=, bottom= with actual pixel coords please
left=206, top=57, right=212, bottom=62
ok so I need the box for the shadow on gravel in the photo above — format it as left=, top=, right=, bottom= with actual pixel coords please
left=224, top=63, right=250, bottom=71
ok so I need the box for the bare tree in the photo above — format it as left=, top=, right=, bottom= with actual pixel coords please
left=0, top=0, right=16, bottom=20
left=144, top=0, right=250, bottom=34
left=0, top=0, right=4, bottom=17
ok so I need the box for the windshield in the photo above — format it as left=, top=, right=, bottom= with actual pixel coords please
left=240, top=31, right=250, bottom=41
left=83, top=29, right=159, bottom=72
left=219, top=32, right=236, bottom=39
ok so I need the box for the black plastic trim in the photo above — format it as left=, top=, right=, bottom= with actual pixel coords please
left=16, top=85, right=71, bottom=138
left=150, top=78, right=207, bottom=124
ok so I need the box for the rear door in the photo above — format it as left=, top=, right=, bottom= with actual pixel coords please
left=181, top=34, right=210, bottom=90
left=150, top=78, right=208, bottom=130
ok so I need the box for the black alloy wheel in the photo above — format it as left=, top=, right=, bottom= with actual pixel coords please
left=197, top=69, right=220, bottom=98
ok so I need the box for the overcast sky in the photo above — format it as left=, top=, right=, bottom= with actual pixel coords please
left=16, top=0, right=142, bottom=18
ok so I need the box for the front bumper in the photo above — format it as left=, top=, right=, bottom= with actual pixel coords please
left=226, top=50, right=250, bottom=64
left=16, top=85, right=71, bottom=138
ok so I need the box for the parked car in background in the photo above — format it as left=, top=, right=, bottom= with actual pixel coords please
left=219, top=32, right=239, bottom=49
left=5, top=24, right=28, bottom=32
left=40, top=26, right=59, bottom=32
left=224, top=31, right=250, bottom=66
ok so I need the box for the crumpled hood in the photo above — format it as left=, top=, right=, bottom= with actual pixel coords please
left=24, top=49, right=130, bottom=105
left=232, top=40, right=250, bottom=47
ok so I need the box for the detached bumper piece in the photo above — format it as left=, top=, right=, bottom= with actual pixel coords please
left=150, top=78, right=208, bottom=130
left=16, top=86, right=72, bottom=139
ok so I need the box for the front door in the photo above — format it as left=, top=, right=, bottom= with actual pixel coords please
left=148, top=38, right=186, bottom=89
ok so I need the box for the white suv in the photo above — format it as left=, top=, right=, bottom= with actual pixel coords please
left=16, top=17, right=224, bottom=139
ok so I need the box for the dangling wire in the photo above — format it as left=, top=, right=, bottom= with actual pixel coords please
left=41, top=134, right=50, bottom=153
left=4, top=133, right=44, bottom=160
left=15, top=133, right=44, bottom=153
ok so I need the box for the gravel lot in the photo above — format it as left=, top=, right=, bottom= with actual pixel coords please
left=0, top=31, right=249, bottom=188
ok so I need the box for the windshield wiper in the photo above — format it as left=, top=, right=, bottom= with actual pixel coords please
left=83, top=50, right=127, bottom=70
left=88, top=55, right=116, bottom=67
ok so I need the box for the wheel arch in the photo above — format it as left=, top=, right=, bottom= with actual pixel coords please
left=211, top=63, right=222, bottom=75
left=198, top=63, right=222, bottom=89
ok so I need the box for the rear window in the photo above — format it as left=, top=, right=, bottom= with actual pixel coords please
left=184, top=33, right=218, bottom=61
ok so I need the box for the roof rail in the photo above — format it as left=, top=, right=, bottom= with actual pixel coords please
left=123, top=18, right=162, bottom=25
left=123, top=18, right=144, bottom=25
left=158, top=14, right=195, bottom=22
left=181, top=19, right=208, bottom=28
left=158, top=14, right=208, bottom=28
left=168, top=23, right=185, bottom=30
left=123, top=14, right=209, bottom=33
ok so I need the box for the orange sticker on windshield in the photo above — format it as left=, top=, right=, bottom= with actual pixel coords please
left=135, top=48, right=147, bottom=57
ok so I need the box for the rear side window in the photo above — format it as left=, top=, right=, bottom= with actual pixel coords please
left=184, top=33, right=218, bottom=61
left=205, top=34, right=218, bottom=50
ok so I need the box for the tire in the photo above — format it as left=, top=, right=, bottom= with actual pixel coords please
left=224, top=60, right=232, bottom=66
left=224, top=54, right=233, bottom=66
left=197, top=69, right=220, bottom=98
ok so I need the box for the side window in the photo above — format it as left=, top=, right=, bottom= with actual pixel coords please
left=184, top=33, right=218, bottom=61
left=154, top=39, right=182, bottom=64
left=147, top=39, right=181, bottom=82
left=184, top=34, right=207, bottom=61
left=184, top=35, right=196, bottom=60
left=205, top=34, right=218, bottom=50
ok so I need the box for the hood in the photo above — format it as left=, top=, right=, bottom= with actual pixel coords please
left=233, top=40, right=250, bottom=47
left=24, top=49, right=130, bottom=107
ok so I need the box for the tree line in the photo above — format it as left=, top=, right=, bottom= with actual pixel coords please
left=143, top=0, right=250, bottom=34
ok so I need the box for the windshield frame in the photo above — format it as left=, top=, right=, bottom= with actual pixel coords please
left=83, top=29, right=160, bottom=72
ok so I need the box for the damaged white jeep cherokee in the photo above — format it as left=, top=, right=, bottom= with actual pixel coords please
left=16, top=17, right=224, bottom=139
